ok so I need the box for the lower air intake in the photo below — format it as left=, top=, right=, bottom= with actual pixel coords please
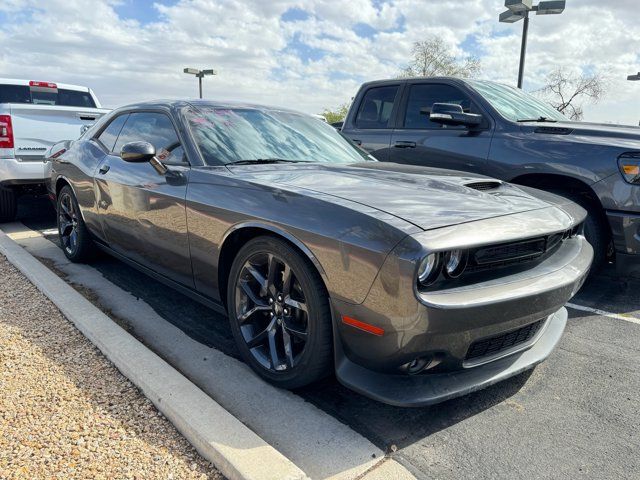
left=465, top=319, right=544, bottom=361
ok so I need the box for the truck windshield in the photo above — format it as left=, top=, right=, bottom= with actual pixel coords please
left=186, top=107, right=374, bottom=165
left=467, top=80, right=565, bottom=122
left=0, top=84, right=96, bottom=108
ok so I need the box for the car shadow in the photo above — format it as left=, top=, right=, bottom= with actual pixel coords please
left=295, top=368, right=533, bottom=451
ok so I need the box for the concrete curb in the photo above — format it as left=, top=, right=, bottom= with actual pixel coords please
left=0, top=229, right=309, bottom=480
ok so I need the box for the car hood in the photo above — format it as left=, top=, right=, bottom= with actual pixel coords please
left=230, top=162, right=556, bottom=230
left=531, top=121, right=640, bottom=150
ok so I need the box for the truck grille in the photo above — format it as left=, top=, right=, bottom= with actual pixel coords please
left=465, top=319, right=544, bottom=362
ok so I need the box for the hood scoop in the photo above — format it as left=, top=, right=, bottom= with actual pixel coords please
left=534, top=126, right=573, bottom=135
left=464, top=180, right=502, bottom=191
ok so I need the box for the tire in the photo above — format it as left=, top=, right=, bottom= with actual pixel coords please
left=57, top=185, right=97, bottom=262
left=227, top=236, right=333, bottom=389
left=0, top=186, right=17, bottom=223
left=551, top=190, right=609, bottom=271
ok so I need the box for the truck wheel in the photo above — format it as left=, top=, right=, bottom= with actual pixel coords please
left=552, top=191, right=609, bottom=271
left=0, top=186, right=17, bottom=223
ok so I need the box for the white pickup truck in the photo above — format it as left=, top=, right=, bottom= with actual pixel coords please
left=0, top=78, right=110, bottom=221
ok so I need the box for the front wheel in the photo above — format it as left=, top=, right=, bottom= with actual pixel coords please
left=227, top=236, right=333, bottom=389
left=57, top=186, right=97, bottom=262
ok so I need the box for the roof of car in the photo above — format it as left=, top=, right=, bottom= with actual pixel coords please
left=357, top=76, right=472, bottom=88
left=114, top=99, right=310, bottom=116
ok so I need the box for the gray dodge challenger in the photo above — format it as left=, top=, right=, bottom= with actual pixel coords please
left=47, top=100, right=593, bottom=406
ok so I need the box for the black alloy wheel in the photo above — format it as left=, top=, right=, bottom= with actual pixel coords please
left=58, top=190, right=80, bottom=256
left=57, top=186, right=96, bottom=262
left=228, top=236, right=332, bottom=388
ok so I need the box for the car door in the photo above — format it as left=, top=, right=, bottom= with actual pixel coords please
left=343, top=84, right=401, bottom=161
left=94, top=110, right=193, bottom=287
left=389, top=82, right=492, bottom=174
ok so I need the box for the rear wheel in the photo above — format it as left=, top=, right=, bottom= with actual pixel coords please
left=0, top=186, right=17, bottom=223
left=227, top=236, right=333, bottom=389
left=57, top=186, right=97, bottom=262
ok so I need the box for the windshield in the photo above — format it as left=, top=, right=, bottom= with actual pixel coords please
left=467, top=80, right=566, bottom=122
left=186, top=106, right=373, bottom=165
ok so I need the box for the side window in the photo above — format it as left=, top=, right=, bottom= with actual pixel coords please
left=403, top=84, right=474, bottom=129
left=96, top=114, right=128, bottom=152
left=114, top=112, right=186, bottom=164
left=355, top=86, right=399, bottom=129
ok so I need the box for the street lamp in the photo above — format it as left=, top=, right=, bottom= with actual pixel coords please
left=183, top=68, right=217, bottom=99
left=499, top=0, right=566, bottom=89
left=628, top=72, right=640, bottom=81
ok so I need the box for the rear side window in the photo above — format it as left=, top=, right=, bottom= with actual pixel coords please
left=0, top=84, right=97, bottom=107
left=97, top=114, right=128, bottom=152
left=355, top=86, right=399, bottom=129
left=0, top=85, right=31, bottom=103
left=403, top=84, right=473, bottom=129
left=114, top=112, right=185, bottom=164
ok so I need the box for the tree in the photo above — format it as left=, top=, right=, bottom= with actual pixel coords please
left=399, top=37, right=481, bottom=78
left=539, top=68, right=606, bottom=121
left=321, top=103, right=350, bottom=124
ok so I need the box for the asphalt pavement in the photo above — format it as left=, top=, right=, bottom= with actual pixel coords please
left=14, top=195, right=640, bottom=479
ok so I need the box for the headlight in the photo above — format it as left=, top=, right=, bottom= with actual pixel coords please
left=417, top=253, right=441, bottom=286
left=444, top=250, right=467, bottom=278
left=618, top=153, right=640, bottom=184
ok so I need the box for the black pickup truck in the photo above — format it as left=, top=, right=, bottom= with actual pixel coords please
left=340, top=77, right=640, bottom=274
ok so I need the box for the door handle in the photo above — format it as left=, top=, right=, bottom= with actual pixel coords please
left=351, top=138, right=362, bottom=145
left=98, top=164, right=110, bottom=174
left=394, top=141, right=416, bottom=149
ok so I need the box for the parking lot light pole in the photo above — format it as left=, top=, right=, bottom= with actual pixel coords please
left=499, top=0, right=566, bottom=89
left=183, top=68, right=217, bottom=99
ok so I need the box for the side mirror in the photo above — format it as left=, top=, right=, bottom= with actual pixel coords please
left=120, top=141, right=156, bottom=162
left=424, top=103, right=482, bottom=128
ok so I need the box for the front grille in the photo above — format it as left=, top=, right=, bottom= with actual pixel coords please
left=465, top=181, right=502, bottom=191
left=465, top=320, right=544, bottom=361
left=473, top=238, right=546, bottom=266
left=466, top=229, right=573, bottom=273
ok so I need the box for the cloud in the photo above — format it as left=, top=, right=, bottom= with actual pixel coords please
left=0, top=0, right=637, bottom=124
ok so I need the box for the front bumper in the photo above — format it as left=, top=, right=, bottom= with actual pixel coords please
left=331, top=205, right=592, bottom=406
left=336, top=307, right=566, bottom=407
left=0, top=157, right=50, bottom=187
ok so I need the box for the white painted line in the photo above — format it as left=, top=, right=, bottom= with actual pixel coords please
left=0, top=229, right=309, bottom=480
left=566, top=302, right=640, bottom=325
left=3, top=222, right=416, bottom=480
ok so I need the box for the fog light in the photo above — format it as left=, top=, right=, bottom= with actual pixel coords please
left=444, top=250, right=467, bottom=278
left=417, top=253, right=441, bottom=286
left=404, top=356, right=432, bottom=375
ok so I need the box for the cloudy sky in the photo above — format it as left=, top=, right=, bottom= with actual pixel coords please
left=0, top=0, right=638, bottom=124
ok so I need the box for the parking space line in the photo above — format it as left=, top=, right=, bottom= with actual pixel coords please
left=566, top=302, right=640, bottom=325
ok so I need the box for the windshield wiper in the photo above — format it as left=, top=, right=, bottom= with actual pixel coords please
left=516, top=116, right=558, bottom=123
left=226, top=158, right=309, bottom=165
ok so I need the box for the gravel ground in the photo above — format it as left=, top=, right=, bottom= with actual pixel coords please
left=0, top=255, right=224, bottom=480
